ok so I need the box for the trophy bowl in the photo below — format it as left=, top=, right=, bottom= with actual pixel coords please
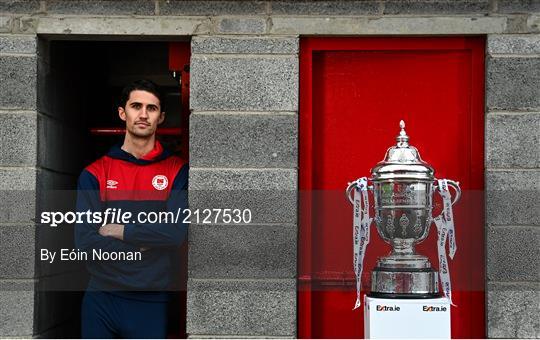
left=373, top=180, right=433, bottom=244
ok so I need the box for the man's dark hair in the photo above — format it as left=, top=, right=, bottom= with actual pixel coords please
left=119, top=79, right=164, bottom=112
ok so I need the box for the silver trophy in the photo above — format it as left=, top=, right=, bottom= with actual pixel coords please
left=346, top=121, right=461, bottom=301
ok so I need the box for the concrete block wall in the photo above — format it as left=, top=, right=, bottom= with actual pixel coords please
left=485, top=34, right=540, bottom=339
left=188, top=35, right=299, bottom=337
left=0, top=33, right=38, bottom=337
left=0, top=0, right=539, bottom=338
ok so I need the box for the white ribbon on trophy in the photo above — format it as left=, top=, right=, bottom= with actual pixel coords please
left=351, top=177, right=372, bottom=310
left=434, top=179, right=458, bottom=306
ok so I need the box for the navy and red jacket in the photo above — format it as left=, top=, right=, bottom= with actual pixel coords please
left=75, top=141, right=188, bottom=297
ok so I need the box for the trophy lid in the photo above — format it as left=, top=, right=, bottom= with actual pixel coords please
left=371, top=120, right=434, bottom=181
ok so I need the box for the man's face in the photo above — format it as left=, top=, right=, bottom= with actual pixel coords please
left=118, top=90, right=164, bottom=138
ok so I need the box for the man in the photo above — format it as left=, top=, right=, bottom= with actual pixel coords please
left=75, top=79, right=188, bottom=338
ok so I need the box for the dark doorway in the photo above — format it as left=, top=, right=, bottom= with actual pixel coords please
left=36, top=37, right=190, bottom=338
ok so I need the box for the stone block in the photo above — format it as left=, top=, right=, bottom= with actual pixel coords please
left=528, top=15, right=540, bottom=33
left=0, top=55, right=36, bottom=109
left=190, top=113, right=297, bottom=167
left=505, top=15, right=529, bottom=34
left=37, top=114, right=87, bottom=174
left=0, top=225, right=35, bottom=278
left=216, top=17, right=266, bottom=34
left=487, top=282, right=540, bottom=338
left=0, top=189, right=35, bottom=223
left=487, top=226, right=540, bottom=281
left=271, top=1, right=380, bottom=15
left=13, top=16, right=38, bottom=34
left=498, top=0, right=540, bottom=14
left=36, top=17, right=210, bottom=35
left=486, top=170, right=539, bottom=225
left=270, top=16, right=506, bottom=35
left=0, top=281, right=34, bottom=337
left=0, top=167, right=36, bottom=191
left=0, top=34, right=36, bottom=54
left=189, top=169, right=297, bottom=224
left=190, top=56, right=298, bottom=111
left=47, top=0, right=155, bottom=15
left=0, top=16, right=12, bottom=33
left=383, top=0, right=489, bottom=14
left=0, top=113, right=37, bottom=166
left=187, top=279, right=296, bottom=336
left=0, top=167, right=36, bottom=223
left=0, top=0, right=41, bottom=14
left=488, top=34, right=540, bottom=54
left=192, top=36, right=299, bottom=54
left=487, top=57, right=540, bottom=110
left=486, top=113, right=540, bottom=168
left=159, top=1, right=266, bottom=15
left=189, top=224, right=296, bottom=279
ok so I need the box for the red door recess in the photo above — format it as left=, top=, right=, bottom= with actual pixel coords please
left=298, top=37, right=485, bottom=338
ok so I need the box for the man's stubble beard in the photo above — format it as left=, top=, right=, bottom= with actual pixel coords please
left=127, top=125, right=156, bottom=139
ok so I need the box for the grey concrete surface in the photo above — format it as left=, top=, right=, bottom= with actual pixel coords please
left=35, top=17, right=211, bottom=35
left=0, top=190, right=35, bottom=223
left=528, top=15, right=540, bottom=32
left=0, top=34, right=36, bottom=54
left=487, top=226, right=540, bottom=281
left=190, top=113, right=297, bottom=167
left=188, top=224, right=297, bottom=278
left=487, top=57, right=540, bottom=110
left=0, top=0, right=41, bottom=14
left=159, top=1, right=266, bottom=16
left=187, top=279, right=296, bottom=336
left=486, top=113, right=540, bottom=168
left=189, top=169, right=297, bottom=224
left=498, top=0, right=540, bottom=14
left=0, top=225, right=35, bottom=278
left=0, top=113, right=37, bottom=166
left=0, top=282, right=34, bottom=337
left=0, top=16, right=11, bottom=33
left=270, top=1, right=380, bottom=15
left=270, top=16, right=507, bottom=35
left=488, top=34, right=540, bottom=54
left=486, top=170, right=540, bottom=225
left=216, top=17, right=266, bottom=34
left=190, top=56, right=298, bottom=111
left=0, top=55, right=36, bottom=110
left=382, top=0, right=490, bottom=15
left=0, top=167, right=36, bottom=191
left=192, top=36, right=298, bottom=54
left=487, top=282, right=540, bottom=338
left=47, top=0, right=155, bottom=15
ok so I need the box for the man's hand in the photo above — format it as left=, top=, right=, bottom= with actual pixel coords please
left=99, top=223, right=124, bottom=240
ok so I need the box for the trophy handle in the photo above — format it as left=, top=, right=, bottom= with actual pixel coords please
left=345, top=179, right=372, bottom=204
left=345, top=182, right=356, bottom=204
left=434, top=179, right=462, bottom=206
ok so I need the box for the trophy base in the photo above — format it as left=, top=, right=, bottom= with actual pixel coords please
left=370, top=254, right=440, bottom=297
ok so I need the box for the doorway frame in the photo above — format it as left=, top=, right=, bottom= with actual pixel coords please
left=298, top=36, right=486, bottom=338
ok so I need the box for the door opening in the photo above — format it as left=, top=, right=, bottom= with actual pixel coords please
left=36, top=38, right=190, bottom=338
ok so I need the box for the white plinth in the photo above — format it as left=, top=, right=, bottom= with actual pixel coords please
left=364, top=296, right=451, bottom=339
